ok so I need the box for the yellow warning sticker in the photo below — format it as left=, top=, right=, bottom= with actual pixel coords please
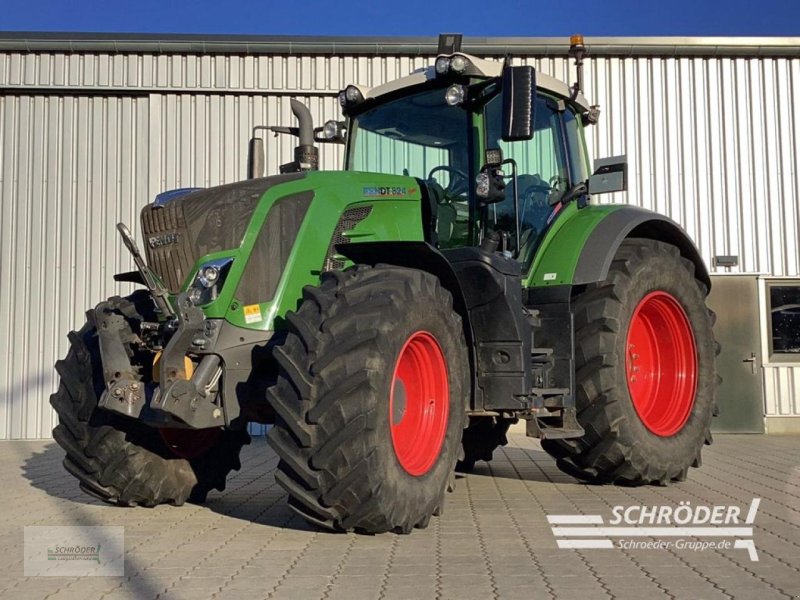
left=243, top=304, right=262, bottom=324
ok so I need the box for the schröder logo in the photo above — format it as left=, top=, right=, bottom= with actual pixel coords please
left=548, top=498, right=761, bottom=561
left=24, top=526, right=124, bottom=576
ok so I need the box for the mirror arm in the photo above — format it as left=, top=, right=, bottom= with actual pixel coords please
left=504, top=159, right=521, bottom=258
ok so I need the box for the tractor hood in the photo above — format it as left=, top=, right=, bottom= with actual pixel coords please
left=139, top=170, right=424, bottom=331
left=140, top=173, right=304, bottom=293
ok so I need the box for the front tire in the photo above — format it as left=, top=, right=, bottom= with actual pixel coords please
left=50, top=293, right=249, bottom=506
left=541, top=239, right=717, bottom=484
left=267, top=265, right=468, bottom=533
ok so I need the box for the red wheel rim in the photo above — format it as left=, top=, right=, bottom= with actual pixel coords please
left=389, top=331, right=449, bottom=476
left=626, top=291, right=698, bottom=436
left=159, top=428, right=221, bottom=460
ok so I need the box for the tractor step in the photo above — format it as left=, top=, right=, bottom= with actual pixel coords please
left=531, top=348, right=554, bottom=364
left=534, top=387, right=570, bottom=397
left=531, top=424, right=585, bottom=440
left=524, top=407, right=585, bottom=440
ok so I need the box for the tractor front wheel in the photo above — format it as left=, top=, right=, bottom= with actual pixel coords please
left=50, top=292, right=249, bottom=506
left=541, top=239, right=717, bottom=484
left=267, top=265, right=468, bottom=533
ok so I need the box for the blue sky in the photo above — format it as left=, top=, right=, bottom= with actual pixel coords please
left=1, top=0, right=799, bottom=36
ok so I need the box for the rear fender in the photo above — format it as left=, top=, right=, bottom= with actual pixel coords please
left=528, top=205, right=710, bottom=291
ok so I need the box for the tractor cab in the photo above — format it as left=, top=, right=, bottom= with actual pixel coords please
left=335, top=38, right=602, bottom=267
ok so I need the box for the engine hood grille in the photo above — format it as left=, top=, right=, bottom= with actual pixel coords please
left=140, top=173, right=304, bottom=293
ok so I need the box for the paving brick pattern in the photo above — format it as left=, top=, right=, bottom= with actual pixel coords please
left=2, top=433, right=798, bottom=599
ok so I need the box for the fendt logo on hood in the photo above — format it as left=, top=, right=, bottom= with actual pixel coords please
left=362, top=186, right=416, bottom=197
left=148, top=233, right=181, bottom=249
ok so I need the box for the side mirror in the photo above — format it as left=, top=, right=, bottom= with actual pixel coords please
left=247, top=137, right=265, bottom=179
left=502, top=65, right=536, bottom=142
left=588, top=155, right=628, bottom=195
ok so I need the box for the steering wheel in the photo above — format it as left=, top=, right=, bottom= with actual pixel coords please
left=427, top=165, right=469, bottom=197
left=520, top=174, right=552, bottom=200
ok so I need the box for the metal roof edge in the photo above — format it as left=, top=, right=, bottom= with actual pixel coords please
left=0, top=32, right=798, bottom=57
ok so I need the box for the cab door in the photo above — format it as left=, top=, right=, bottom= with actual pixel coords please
left=482, top=93, right=585, bottom=268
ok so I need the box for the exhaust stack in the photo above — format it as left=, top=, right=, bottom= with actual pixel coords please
left=246, top=99, right=320, bottom=179
left=288, top=99, right=319, bottom=172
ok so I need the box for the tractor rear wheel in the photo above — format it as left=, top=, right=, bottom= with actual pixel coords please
left=267, top=265, right=468, bottom=533
left=50, top=292, right=249, bottom=506
left=541, top=239, right=717, bottom=484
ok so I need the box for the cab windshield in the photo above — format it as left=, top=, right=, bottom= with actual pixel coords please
left=347, top=87, right=473, bottom=247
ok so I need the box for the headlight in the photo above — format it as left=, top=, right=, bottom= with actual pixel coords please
left=435, top=56, right=450, bottom=75
left=199, top=265, right=220, bottom=287
left=187, top=258, right=234, bottom=306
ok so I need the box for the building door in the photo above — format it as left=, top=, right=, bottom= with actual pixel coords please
left=706, top=275, right=765, bottom=433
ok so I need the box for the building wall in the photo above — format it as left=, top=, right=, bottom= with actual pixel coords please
left=1, top=40, right=799, bottom=438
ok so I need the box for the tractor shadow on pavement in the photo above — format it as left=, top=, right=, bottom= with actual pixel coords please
left=22, top=442, right=117, bottom=507
left=21, top=437, right=585, bottom=534
left=20, top=440, right=329, bottom=533
left=461, top=442, right=588, bottom=486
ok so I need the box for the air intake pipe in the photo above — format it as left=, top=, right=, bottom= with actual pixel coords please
left=290, top=99, right=319, bottom=171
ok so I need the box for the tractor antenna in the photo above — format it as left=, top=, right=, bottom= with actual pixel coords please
left=568, top=34, right=587, bottom=100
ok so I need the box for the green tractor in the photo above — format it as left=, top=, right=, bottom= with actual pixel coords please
left=51, top=34, right=717, bottom=533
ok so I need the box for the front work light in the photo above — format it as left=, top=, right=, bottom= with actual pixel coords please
left=445, top=84, right=466, bottom=106
left=434, top=54, right=472, bottom=78
left=345, top=85, right=363, bottom=103
left=338, top=85, right=366, bottom=113
left=450, top=55, right=468, bottom=73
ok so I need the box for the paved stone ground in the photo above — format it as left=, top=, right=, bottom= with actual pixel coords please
left=1, top=433, right=798, bottom=600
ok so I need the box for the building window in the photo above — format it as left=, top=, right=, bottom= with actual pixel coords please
left=768, top=282, right=800, bottom=360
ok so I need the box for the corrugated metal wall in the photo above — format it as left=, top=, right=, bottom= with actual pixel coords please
left=1, top=44, right=799, bottom=438
left=764, top=367, right=800, bottom=416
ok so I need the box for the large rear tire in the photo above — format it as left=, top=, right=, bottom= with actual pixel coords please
left=267, top=265, right=468, bottom=533
left=50, top=293, right=249, bottom=506
left=541, top=239, right=717, bottom=484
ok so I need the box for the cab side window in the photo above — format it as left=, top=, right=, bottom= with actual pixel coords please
left=484, top=94, right=570, bottom=268
left=563, top=108, right=589, bottom=185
